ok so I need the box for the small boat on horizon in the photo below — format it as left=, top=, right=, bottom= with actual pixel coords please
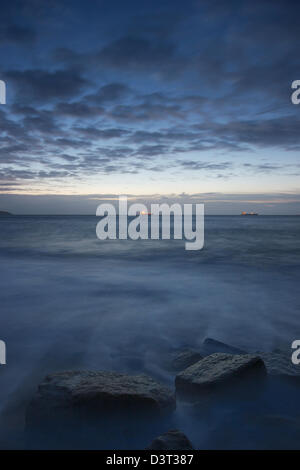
left=241, top=211, right=258, bottom=216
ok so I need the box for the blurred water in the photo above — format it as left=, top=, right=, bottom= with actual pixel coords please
left=0, top=215, right=299, bottom=448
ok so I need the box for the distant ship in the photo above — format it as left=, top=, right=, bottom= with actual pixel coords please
left=0, top=211, right=12, bottom=216
left=241, top=211, right=258, bottom=216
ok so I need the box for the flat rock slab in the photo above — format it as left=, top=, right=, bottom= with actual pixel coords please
left=27, top=370, right=176, bottom=430
left=175, top=353, right=266, bottom=397
left=147, top=429, right=194, bottom=450
left=202, top=338, right=246, bottom=356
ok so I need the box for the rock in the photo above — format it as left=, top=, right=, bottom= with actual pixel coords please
left=258, top=351, right=300, bottom=379
left=147, top=430, right=194, bottom=450
left=202, top=338, right=246, bottom=356
left=175, top=353, right=266, bottom=398
left=26, top=370, right=176, bottom=448
left=168, top=349, right=203, bottom=372
left=27, top=370, right=175, bottom=422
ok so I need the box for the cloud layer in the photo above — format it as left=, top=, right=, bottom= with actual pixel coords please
left=0, top=0, right=299, bottom=212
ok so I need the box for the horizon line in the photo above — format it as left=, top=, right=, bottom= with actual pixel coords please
left=1, top=213, right=299, bottom=217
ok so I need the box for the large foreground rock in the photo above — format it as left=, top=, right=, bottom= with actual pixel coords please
left=176, top=353, right=266, bottom=398
left=26, top=370, right=175, bottom=448
left=147, top=429, right=194, bottom=450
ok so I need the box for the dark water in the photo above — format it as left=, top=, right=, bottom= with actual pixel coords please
left=0, top=215, right=300, bottom=449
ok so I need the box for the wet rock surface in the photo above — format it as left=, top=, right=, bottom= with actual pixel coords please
left=23, top=349, right=300, bottom=449
left=26, top=370, right=176, bottom=449
left=147, top=429, right=194, bottom=450
left=27, top=370, right=175, bottom=417
left=175, top=353, right=267, bottom=397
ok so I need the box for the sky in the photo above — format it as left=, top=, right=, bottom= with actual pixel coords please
left=0, top=0, right=300, bottom=214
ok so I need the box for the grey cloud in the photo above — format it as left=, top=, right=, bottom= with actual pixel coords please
left=74, top=127, right=129, bottom=139
left=23, top=110, right=62, bottom=134
left=87, top=83, right=132, bottom=104
left=5, top=68, right=89, bottom=104
left=193, top=116, right=300, bottom=150
left=110, top=102, right=183, bottom=122
left=55, top=102, right=104, bottom=118
left=133, top=144, right=170, bottom=157
left=53, top=138, right=89, bottom=150
left=180, top=161, right=233, bottom=171
left=243, top=163, right=283, bottom=173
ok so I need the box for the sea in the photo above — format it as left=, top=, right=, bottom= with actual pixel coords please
left=0, top=215, right=299, bottom=449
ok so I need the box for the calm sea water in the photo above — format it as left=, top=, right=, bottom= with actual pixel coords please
left=0, top=215, right=300, bottom=448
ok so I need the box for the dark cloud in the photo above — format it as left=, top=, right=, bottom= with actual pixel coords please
left=97, top=36, right=185, bottom=76
left=87, top=83, right=132, bottom=103
left=0, top=24, right=36, bottom=44
left=54, top=33, right=186, bottom=78
left=22, top=110, right=61, bottom=134
left=55, top=102, right=104, bottom=118
left=5, top=69, right=89, bottom=104
left=128, top=11, right=186, bottom=40
left=194, top=117, right=300, bottom=150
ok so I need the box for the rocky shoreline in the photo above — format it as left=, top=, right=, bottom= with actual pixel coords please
left=22, top=337, right=300, bottom=449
